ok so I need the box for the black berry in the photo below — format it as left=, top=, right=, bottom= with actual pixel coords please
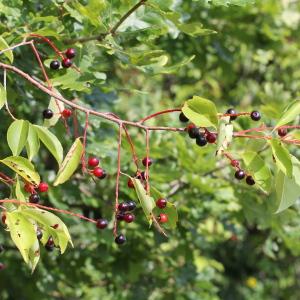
left=65, top=48, right=76, bottom=59
left=226, top=108, right=237, bottom=121
left=250, top=111, right=261, bottom=121
left=127, top=201, right=136, bottom=211
left=116, top=213, right=125, bottom=221
left=188, top=126, right=200, bottom=139
left=36, top=229, right=43, bottom=240
left=118, top=202, right=129, bottom=212
left=196, top=134, right=207, bottom=147
left=115, top=234, right=126, bottom=245
left=278, top=128, right=287, bottom=137
left=179, top=112, right=189, bottom=123
left=29, top=193, right=40, bottom=203
left=45, top=237, right=54, bottom=252
left=62, top=58, right=72, bottom=68
left=235, top=170, right=246, bottom=180
left=43, top=109, right=53, bottom=119
left=50, top=60, right=60, bottom=70
left=96, top=218, right=108, bottom=229
left=246, top=175, right=255, bottom=186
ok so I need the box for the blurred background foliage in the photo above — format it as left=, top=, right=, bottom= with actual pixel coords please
left=0, top=0, right=300, bottom=299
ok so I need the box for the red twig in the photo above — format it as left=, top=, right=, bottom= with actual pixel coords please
left=139, top=108, right=182, bottom=123
left=0, top=199, right=97, bottom=224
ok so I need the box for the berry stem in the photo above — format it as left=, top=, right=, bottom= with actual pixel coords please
left=139, top=108, right=182, bottom=123
left=145, top=129, right=151, bottom=194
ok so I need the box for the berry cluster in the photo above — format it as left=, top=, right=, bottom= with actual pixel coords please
left=25, top=181, right=49, bottom=204
left=50, top=48, right=76, bottom=70
left=88, top=157, right=107, bottom=179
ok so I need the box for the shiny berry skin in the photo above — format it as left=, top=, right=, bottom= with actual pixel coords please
left=38, top=182, right=48, bottom=193
left=127, top=178, right=134, bottom=188
left=231, top=160, right=240, bottom=167
left=246, top=175, right=255, bottom=186
left=124, top=213, right=135, bottom=223
left=45, top=237, right=54, bottom=252
left=127, top=201, right=136, bottom=211
left=206, top=132, right=217, bottom=143
left=93, top=167, right=104, bottom=178
left=43, top=109, right=53, bottom=119
left=278, top=128, right=287, bottom=137
left=235, top=170, right=246, bottom=180
left=118, top=202, right=129, bottom=212
left=179, top=112, right=189, bottom=123
left=115, top=234, right=126, bottom=245
left=29, top=193, right=40, bottom=203
left=62, top=58, right=72, bottom=68
left=196, top=134, right=207, bottom=147
left=226, top=108, right=237, bottom=121
left=88, top=157, right=99, bottom=167
left=156, top=198, right=167, bottom=209
left=158, top=213, right=168, bottom=223
left=96, top=218, right=108, bottom=229
left=65, top=48, right=76, bottom=59
left=62, top=109, right=72, bottom=118
left=50, top=60, right=60, bottom=70
left=36, top=229, right=43, bottom=240
left=188, top=126, right=200, bottom=139
left=116, top=213, right=125, bottom=221
left=142, top=157, right=153, bottom=167
left=99, top=170, right=107, bottom=179
left=250, top=111, right=261, bottom=121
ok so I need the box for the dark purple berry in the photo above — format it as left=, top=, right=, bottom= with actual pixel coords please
left=118, top=202, right=129, bottom=212
left=179, top=112, right=189, bottom=123
left=127, top=201, right=136, bottom=211
left=96, top=218, right=108, bottom=229
left=36, top=229, right=43, bottom=240
left=124, top=213, right=135, bottom=223
left=62, top=58, right=72, bottom=68
left=45, top=237, right=54, bottom=252
left=188, top=126, right=200, bottom=139
left=278, top=128, right=287, bottom=137
left=142, top=157, right=153, bottom=167
left=50, top=60, right=60, bottom=70
left=29, top=193, right=40, bottom=204
left=43, top=109, right=53, bottom=119
left=196, top=134, right=207, bottom=147
left=235, top=170, right=246, bottom=180
left=246, top=176, right=255, bottom=186
left=226, top=108, right=237, bottom=121
left=206, top=132, right=217, bottom=143
left=250, top=111, right=261, bottom=121
left=116, top=213, right=125, bottom=221
left=115, top=234, right=126, bottom=245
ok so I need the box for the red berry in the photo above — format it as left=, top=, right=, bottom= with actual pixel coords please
left=96, top=218, right=108, bottom=229
left=158, top=213, right=168, bottom=223
left=1, top=214, right=6, bottom=225
left=65, top=48, right=76, bottom=59
left=278, top=128, right=287, bottom=137
left=93, top=167, right=104, bottom=178
left=156, top=198, right=167, bottom=209
left=88, top=157, right=99, bottom=167
left=62, top=58, right=72, bottom=68
left=127, top=178, right=134, bottom=188
left=62, top=109, right=72, bottom=118
left=124, top=213, right=135, bottom=223
left=38, top=182, right=48, bottom=193
left=142, top=157, right=153, bottom=167
left=231, top=160, right=240, bottom=168
left=206, top=132, right=217, bottom=143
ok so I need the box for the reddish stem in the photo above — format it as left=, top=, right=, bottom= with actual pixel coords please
left=139, top=108, right=182, bottom=123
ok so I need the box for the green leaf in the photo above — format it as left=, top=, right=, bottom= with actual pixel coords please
left=216, top=116, right=233, bottom=156
left=0, top=156, right=40, bottom=185
left=34, top=125, right=63, bottom=165
left=132, top=178, right=156, bottom=223
left=54, top=138, right=83, bottom=186
left=43, top=93, right=65, bottom=127
left=6, top=211, right=37, bottom=263
left=15, top=177, right=26, bottom=201
left=182, top=96, right=218, bottom=129
left=151, top=187, right=178, bottom=229
left=242, top=151, right=272, bottom=193
left=178, top=22, right=217, bottom=36
left=269, top=139, right=293, bottom=177
left=28, top=238, right=40, bottom=273
left=0, top=35, right=14, bottom=63
left=0, top=82, right=6, bottom=110
left=26, top=124, right=40, bottom=161
left=275, top=100, right=300, bottom=129
left=7, top=119, right=29, bottom=156
left=275, top=157, right=300, bottom=213
left=21, top=207, right=73, bottom=254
